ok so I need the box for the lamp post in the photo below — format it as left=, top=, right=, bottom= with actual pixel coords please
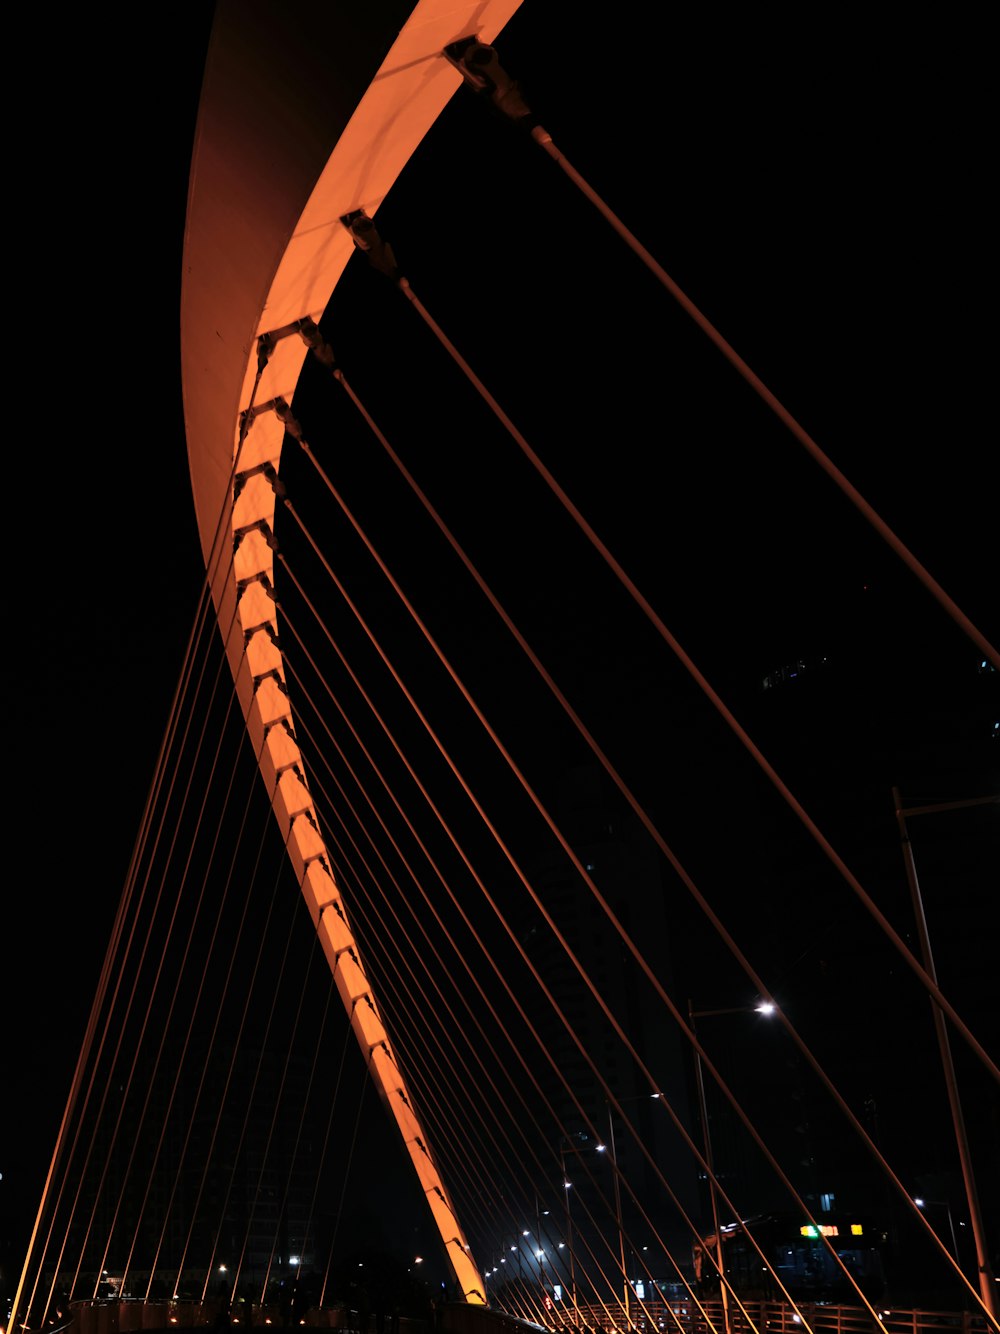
left=601, top=1091, right=672, bottom=1328
left=604, top=1108, right=631, bottom=1326
left=914, top=1198, right=960, bottom=1267
left=687, top=999, right=776, bottom=1334
left=559, top=1141, right=580, bottom=1329
left=560, top=1127, right=631, bottom=1328
left=535, top=1197, right=546, bottom=1303
left=894, top=788, right=997, bottom=1319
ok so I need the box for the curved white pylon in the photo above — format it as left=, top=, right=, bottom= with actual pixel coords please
left=181, top=0, right=523, bottom=1301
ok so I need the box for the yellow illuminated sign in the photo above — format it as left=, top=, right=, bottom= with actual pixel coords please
left=799, top=1223, right=864, bottom=1238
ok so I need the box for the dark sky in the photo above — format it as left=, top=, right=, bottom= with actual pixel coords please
left=5, top=1, right=997, bottom=1310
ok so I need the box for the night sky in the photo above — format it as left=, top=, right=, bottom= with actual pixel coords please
left=5, top=2, right=998, bottom=1316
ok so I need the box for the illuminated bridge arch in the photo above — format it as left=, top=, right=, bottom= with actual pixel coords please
left=181, top=0, right=523, bottom=1302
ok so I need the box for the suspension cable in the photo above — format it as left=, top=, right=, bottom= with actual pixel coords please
left=295, top=323, right=986, bottom=1296
left=271, top=402, right=984, bottom=1310
left=443, top=38, right=999, bottom=672
left=339, top=214, right=998, bottom=1087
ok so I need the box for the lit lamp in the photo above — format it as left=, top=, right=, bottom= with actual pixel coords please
left=601, top=1090, right=671, bottom=1324
left=914, top=1198, right=959, bottom=1265
left=687, top=999, right=777, bottom=1334
left=559, top=1128, right=627, bottom=1326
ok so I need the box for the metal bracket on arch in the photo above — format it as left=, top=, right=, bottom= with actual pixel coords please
left=302, top=850, right=333, bottom=880
left=243, top=620, right=281, bottom=650
left=272, top=397, right=304, bottom=443
left=290, top=806, right=321, bottom=836
left=315, top=894, right=344, bottom=922
left=238, top=396, right=281, bottom=441
left=234, top=460, right=286, bottom=504
left=341, top=211, right=399, bottom=281
left=262, top=714, right=295, bottom=742
left=256, top=318, right=311, bottom=370
left=442, top=37, right=532, bottom=122
left=273, top=763, right=307, bottom=808
left=251, top=666, right=289, bottom=697
left=237, top=570, right=277, bottom=603
left=298, top=317, right=337, bottom=371
left=233, top=517, right=279, bottom=555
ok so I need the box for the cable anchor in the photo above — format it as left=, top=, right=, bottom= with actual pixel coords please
left=233, top=517, right=279, bottom=555
left=272, top=397, right=305, bottom=443
left=443, top=38, right=532, bottom=122
left=341, top=211, right=399, bottom=281
left=252, top=666, right=289, bottom=697
left=234, top=460, right=286, bottom=503
left=298, top=317, right=337, bottom=371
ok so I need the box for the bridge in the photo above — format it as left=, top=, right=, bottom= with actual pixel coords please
left=5, top=6, right=997, bottom=1334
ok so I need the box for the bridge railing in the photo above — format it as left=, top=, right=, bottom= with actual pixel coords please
left=57, top=1300, right=991, bottom=1334
left=66, top=1301, right=423, bottom=1334
left=541, top=1299, right=990, bottom=1334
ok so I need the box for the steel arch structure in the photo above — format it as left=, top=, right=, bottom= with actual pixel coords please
left=181, top=0, right=522, bottom=1302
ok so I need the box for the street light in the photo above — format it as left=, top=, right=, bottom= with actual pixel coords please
left=895, top=787, right=997, bottom=1321
left=558, top=1141, right=580, bottom=1329
left=688, top=999, right=777, bottom=1334
left=604, top=1105, right=631, bottom=1323
left=601, top=1090, right=676, bottom=1327
left=914, top=1199, right=960, bottom=1266
left=560, top=1133, right=614, bottom=1324
left=560, top=1127, right=630, bottom=1327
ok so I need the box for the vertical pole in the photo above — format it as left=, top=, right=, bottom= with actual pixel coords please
left=561, top=1144, right=579, bottom=1329
left=689, top=1002, right=731, bottom=1334
left=536, top=1194, right=546, bottom=1307
left=605, top=1107, right=631, bottom=1329
left=893, top=789, right=996, bottom=1319
left=943, top=1203, right=960, bottom=1268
